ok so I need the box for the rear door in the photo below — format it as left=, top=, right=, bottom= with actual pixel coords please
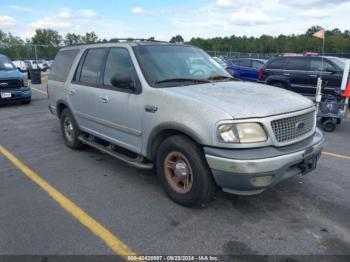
left=94, top=47, right=145, bottom=153
left=264, top=57, right=286, bottom=84
left=237, top=59, right=252, bottom=80
left=68, top=48, right=107, bottom=131
left=284, top=57, right=310, bottom=95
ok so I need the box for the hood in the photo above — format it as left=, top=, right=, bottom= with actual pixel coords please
left=0, top=69, right=22, bottom=80
left=163, top=81, right=314, bottom=119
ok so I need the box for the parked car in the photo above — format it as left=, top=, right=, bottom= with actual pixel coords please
left=226, top=58, right=267, bottom=82
left=0, top=54, right=31, bottom=104
left=24, top=60, right=39, bottom=70
left=212, top=57, right=227, bottom=68
left=48, top=42, right=324, bottom=207
left=259, top=56, right=349, bottom=97
left=12, top=60, right=28, bottom=72
left=24, top=60, right=49, bottom=71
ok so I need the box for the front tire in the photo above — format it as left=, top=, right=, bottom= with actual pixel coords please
left=21, top=99, right=31, bottom=105
left=156, top=135, right=216, bottom=207
left=322, top=119, right=336, bottom=132
left=60, top=108, right=85, bottom=149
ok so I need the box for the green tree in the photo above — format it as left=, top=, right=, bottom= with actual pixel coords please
left=170, top=35, right=184, bottom=43
left=32, top=29, right=62, bottom=46
left=64, top=33, right=82, bottom=46
left=81, top=32, right=99, bottom=44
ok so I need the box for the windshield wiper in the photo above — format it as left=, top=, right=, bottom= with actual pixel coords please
left=206, top=75, right=235, bottom=81
left=154, top=78, right=211, bottom=85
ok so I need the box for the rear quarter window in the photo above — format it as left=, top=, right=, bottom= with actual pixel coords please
left=49, top=49, right=79, bottom=82
left=252, top=60, right=264, bottom=70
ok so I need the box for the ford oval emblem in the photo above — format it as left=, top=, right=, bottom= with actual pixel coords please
left=296, top=122, right=305, bottom=129
left=0, top=82, right=9, bottom=87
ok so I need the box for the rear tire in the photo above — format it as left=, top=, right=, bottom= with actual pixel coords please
left=156, top=135, right=216, bottom=207
left=60, top=108, right=85, bottom=149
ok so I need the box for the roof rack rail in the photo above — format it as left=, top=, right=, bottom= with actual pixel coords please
left=108, top=38, right=164, bottom=43
left=65, top=38, right=167, bottom=47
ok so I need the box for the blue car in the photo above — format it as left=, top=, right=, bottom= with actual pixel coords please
left=0, top=54, right=31, bottom=105
left=226, top=58, right=267, bottom=82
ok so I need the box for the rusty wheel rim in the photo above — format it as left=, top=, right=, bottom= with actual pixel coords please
left=164, top=151, right=193, bottom=194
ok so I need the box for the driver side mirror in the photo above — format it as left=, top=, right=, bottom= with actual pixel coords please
left=111, top=73, right=135, bottom=90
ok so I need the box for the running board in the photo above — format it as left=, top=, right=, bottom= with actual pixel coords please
left=78, top=135, right=153, bottom=170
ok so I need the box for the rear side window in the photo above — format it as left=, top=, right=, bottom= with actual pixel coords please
left=285, top=58, right=308, bottom=71
left=252, top=60, right=264, bottom=70
left=238, top=59, right=251, bottom=68
left=49, top=49, right=79, bottom=82
left=267, top=58, right=285, bottom=70
left=310, top=58, right=335, bottom=72
left=75, top=48, right=106, bottom=86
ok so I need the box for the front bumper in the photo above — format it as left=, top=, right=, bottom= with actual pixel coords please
left=0, top=88, right=31, bottom=102
left=205, top=128, right=324, bottom=195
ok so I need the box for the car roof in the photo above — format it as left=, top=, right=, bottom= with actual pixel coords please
left=229, top=58, right=267, bottom=62
left=60, top=41, right=191, bottom=51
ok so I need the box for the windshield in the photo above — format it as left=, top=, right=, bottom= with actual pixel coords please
left=133, top=45, right=233, bottom=87
left=0, top=56, right=16, bottom=71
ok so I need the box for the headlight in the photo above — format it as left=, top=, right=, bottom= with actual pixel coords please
left=22, top=79, right=29, bottom=87
left=217, top=123, right=267, bottom=143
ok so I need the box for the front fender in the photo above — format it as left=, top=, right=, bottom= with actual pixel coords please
left=146, top=122, right=205, bottom=159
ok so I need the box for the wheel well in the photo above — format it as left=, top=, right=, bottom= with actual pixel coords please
left=56, top=103, right=67, bottom=118
left=148, top=129, right=199, bottom=161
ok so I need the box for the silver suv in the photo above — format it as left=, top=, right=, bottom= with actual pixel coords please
left=48, top=41, right=324, bottom=206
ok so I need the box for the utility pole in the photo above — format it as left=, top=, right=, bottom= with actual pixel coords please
left=34, top=45, right=38, bottom=62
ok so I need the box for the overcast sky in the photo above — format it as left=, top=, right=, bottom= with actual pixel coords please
left=0, top=0, right=349, bottom=41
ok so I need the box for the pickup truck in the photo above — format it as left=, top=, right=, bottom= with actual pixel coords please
left=0, top=54, right=31, bottom=105
left=48, top=41, right=324, bottom=207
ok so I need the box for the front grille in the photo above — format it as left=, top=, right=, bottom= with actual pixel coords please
left=0, top=79, right=21, bottom=89
left=271, top=111, right=315, bottom=143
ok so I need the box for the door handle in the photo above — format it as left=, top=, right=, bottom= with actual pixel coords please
left=100, top=96, right=109, bottom=103
left=69, top=89, right=76, bottom=96
left=309, top=75, right=318, bottom=77
left=283, top=73, right=290, bottom=76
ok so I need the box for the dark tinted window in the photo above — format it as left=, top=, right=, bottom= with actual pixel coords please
left=268, top=58, right=285, bottom=69
left=103, top=48, right=135, bottom=86
left=310, top=58, right=335, bottom=72
left=238, top=59, right=251, bottom=67
left=0, top=55, right=15, bottom=70
left=252, top=60, right=264, bottom=70
left=49, top=49, right=79, bottom=82
left=285, top=57, right=308, bottom=70
left=77, top=48, right=106, bottom=86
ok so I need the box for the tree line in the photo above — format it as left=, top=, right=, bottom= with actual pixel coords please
left=187, top=26, right=350, bottom=55
left=0, top=26, right=350, bottom=60
left=0, top=29, right=104, bottom=60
